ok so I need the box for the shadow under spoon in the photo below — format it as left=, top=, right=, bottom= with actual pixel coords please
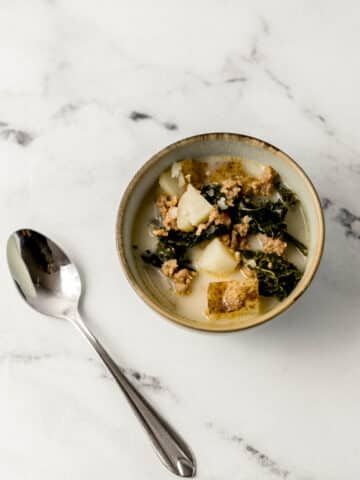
left=6, top=228, right=196, bottom=478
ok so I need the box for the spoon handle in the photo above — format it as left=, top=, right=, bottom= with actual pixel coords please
left=71, top=313, right=196, bottom=478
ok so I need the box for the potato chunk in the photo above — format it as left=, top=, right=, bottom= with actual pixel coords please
left=207, top=278, right=259, bottom=318
left=197, top=238, right=239, bottom=274
left=177, top=184, right=213, bottom=231
left=159, top=169, right=182, bottom=196
left=159, top=160, right=206, bottom=196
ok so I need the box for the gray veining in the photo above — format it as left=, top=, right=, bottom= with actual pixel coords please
left=0, top=1, right=360, bottom=479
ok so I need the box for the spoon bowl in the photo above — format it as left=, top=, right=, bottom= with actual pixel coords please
left=7, top=228, right=196, bottom=478
left=7, top=229, right=81, bottom=319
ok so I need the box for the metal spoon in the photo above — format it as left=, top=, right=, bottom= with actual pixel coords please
left=6, top=228, right=196, bottom=478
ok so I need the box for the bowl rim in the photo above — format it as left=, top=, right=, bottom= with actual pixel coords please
left=115, top=132, right=325, bottom=333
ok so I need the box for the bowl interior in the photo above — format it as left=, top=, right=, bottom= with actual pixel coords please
left=117, top=133, right=324, bottom=332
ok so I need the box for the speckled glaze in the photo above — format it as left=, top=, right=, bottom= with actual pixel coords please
left=116, top=133, right=325, bottom=332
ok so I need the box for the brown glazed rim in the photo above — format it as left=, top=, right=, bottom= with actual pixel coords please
left=116, top=133, right=325, bottom=333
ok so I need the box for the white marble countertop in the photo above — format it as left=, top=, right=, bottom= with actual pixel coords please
left=1, top=1, right=360, bottom=479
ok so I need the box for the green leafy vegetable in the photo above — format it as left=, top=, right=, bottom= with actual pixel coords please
left=276, top=182, right=298, bottom=208
left=233, top=196, right=308, bottom=256
left=235, top=197, right=288, bottom=237
left=282, top=232, right=308, bottom=256
left=200, top=184, right=226, bottom=206
left=141, top=223, right=229, bottom=269
left=196, top=223, right=229, bottom=243
left=242, top=250, right=302, bottom=300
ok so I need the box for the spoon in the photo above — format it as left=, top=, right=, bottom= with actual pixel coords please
left=6, top=229, right=196, bottom=478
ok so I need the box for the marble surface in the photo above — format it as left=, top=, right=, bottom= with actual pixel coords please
left=1, top=1, right=360, bottom=479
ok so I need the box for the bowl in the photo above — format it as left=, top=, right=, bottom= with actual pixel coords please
left=116, top=133, right=325, bottom=332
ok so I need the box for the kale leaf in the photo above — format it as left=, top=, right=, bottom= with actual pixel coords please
left=233, top=196, right=308, bottom=256
left=242, top=250, right=302, bottom=300
left=158, top=224, right=228, bottom=258
left=141, top=223, right=229, bottom=269
left=282, top=232, right=308, bottom=256
left=276, top=182, right=298, bottom=208
left=235, top=197, right=288, bottom=237
left=200, top=184, right=226, bottom=206
left=196, top=223, right=229, bottom=243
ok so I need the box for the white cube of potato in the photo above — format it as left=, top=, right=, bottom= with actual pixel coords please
left=159, top=169, right=182, bottom=196
left=198, top=238, right=239, bottom=274
left=177, top=184, right=213, bottom=231
left=177, top=212, right=193, bottom=231
left=171, top=161, right=186, bottom=187
left=171, top=161, right=182, bottom=178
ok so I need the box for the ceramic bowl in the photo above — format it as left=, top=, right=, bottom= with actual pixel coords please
left=116, top=133, right=324, bottom=332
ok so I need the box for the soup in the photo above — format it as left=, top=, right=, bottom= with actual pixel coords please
left=132, top=156, right=308, bottom=323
